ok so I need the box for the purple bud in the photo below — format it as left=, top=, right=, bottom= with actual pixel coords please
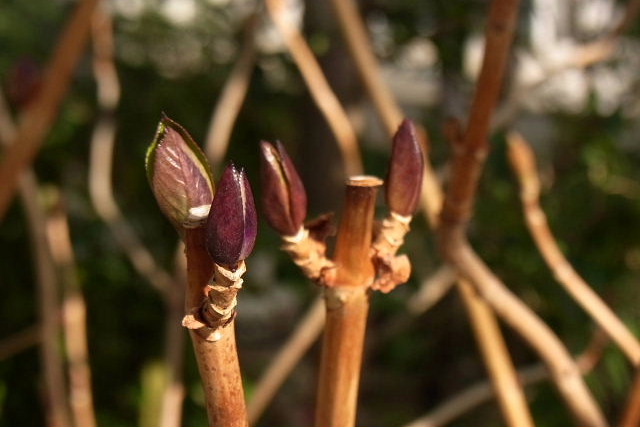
left=146, top=115, right=214, bottom=228
left=386, top=119, right=424, bottom=216
left=206, top=164, right=257, bottom=267
left=259, top=140, right=307, bottom=236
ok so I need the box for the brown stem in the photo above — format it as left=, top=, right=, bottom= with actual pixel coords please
left=248, top=295, right=325, bottom=424
left=315, top=176, right=381, bottom=427
left=205, top=12, right=258, bottom=170
left=184, top=228, right=247, bottom=427
left=46, top=197, right=97, bottom=427
left=328, top=0, right=403, bottom=135
left=1, top=90, right=71, bottom=427
left=508, top=132, right=640, bottom=363
left=264, top=0, right=363, bottom=176
left=0, top=0, right=99, bottom=221
left=621, top=371, right=640, bottom=427
left=457, top=278, right=534, bottom=427
left=0, top=325, right=41, bottom=361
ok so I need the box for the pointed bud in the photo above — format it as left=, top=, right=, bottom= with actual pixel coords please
left=386, top=119, right=424, bottom=216
left=259, top=140, right=307, bottom=236
left=206, top=164, right=257, bottom=268
left=146, top=115, right=214, bottom=228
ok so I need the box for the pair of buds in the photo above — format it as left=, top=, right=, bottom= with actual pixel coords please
left=259, top=119, right=424, bottom=291
left=146, top=115, right=257, bottom=269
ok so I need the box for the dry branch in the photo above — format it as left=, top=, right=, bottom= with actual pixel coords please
left=46, top=197, right=97, bottom=427
left=438, top=0, right=607, bottom=426
left=507, top=132, right=640, bottom=363
left=0, top=0, right=100, bottom=221
left=264, top=0, right=363, bottom=176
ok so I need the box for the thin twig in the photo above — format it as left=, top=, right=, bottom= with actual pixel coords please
left=46, top=195, right=97, bottom=427
left=328, top=0, right=403, bottom=135
left=438, top=0, right=607, bottom=425
left=89, top=8, right=186, bottom=427
left=0, top=0, right=100, bottom=221
left=0, top=90, right=72, bottom=427
left=264, top=0, right=363, bottom=176
left=403, top=330, right=609, bottom=427
left=205, top=13, right=258, bottom=170
left=507, top=132, right=640, bottom=363
left=0, top=325, right=41, bottom=361
left=247, top=295, right=325, bottom=425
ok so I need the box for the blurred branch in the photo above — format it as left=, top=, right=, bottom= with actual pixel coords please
left=205, top=13, right=258, bottom=170
left=507, top=132, right=640, bottom=363
left=0, top=325, right=41, bottom=361
left=328, top=0, right=403, bottom=135
left=248, top=295, right=325, bottom=425
left=0, top=0, right=100, bottom=221
left=46, top=194, right=97, bottom=427
left=438, top=0, right=607, bottom=426
left=0, top=88, right=72, bottom=427
left=88, top=7, right=186, bottom=427
left=403, top=329, right=609, bottom=427
left=264, top=0, right=363, bottom=176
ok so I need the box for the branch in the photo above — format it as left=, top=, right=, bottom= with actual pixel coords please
left=507, top=131, right=640, bottom=363
left=0, top=0, right=100, bottom=221
left=0, top=325, right=41, bottom=362
left=45, top=195, right=97, bottom=427
left=204, top=13, right=258, bottom=170
left=438, top=0, right=607, bottom=426
left=0, top=89, right=72, bottom=427
left=264, top=0, right=363, bottom=176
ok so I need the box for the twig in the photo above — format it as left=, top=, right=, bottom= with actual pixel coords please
left=0, top=0, right=100, bottom=221
left=88, top=4, right=173, bottom=296
left=406, top=265, right=457, bottom=316
left=328, top=0, right=403, bottom=135
left=315, top=176, right=381, bottom=427
left=0, top=325, right=41, bottom=361
left=264, top=0, right=363, bottom=176
left=0, top=90, right=72, bottom=427
left=507, top=132, right=640, bottom=363
left=46, top=195, right=97, bottom=427
left=205, top=13, right=258, bottom=170
left=403, top=329, right=609, bottom=427
left=439, top=1, right=607, bottom=426
left=456, top=277, right=534, bottom=427
left=247, top=295, right=325, bottom=425
left=621, top=371, right=640, bottom=427
left=89, top=9, right=186, bottom=427
left=183, top=228, right=248, bottom=427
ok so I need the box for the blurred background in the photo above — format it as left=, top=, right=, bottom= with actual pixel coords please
left=2, top=0, right=640, bottom=425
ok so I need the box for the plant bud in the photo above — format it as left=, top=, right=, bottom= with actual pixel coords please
left=206, top=164, right=257, bottom=268
left=386, top=119, right=424, bottom=216
left=145, top=115, right=215, bottom=228
left=259, top=140, right=307, bottom=236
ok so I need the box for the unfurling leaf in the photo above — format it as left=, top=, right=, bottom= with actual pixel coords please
left=146, top=115, right=214, bottom=228
left=259, top=140, right=307, bottom=236
left=386, top=119, right=424, bottom=216
left=206, top=164, right=257, bottom=268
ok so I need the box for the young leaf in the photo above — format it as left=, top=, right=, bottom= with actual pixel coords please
left=259, top=140, right=307, bottom=236
left=145, top=115, right=214, bottom=228
left=206, top=164, right=257, bottom=268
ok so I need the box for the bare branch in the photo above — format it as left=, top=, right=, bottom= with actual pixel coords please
left=264, top=0, right=363, bottom=176
left=0, top=0, right=100, bottom=221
